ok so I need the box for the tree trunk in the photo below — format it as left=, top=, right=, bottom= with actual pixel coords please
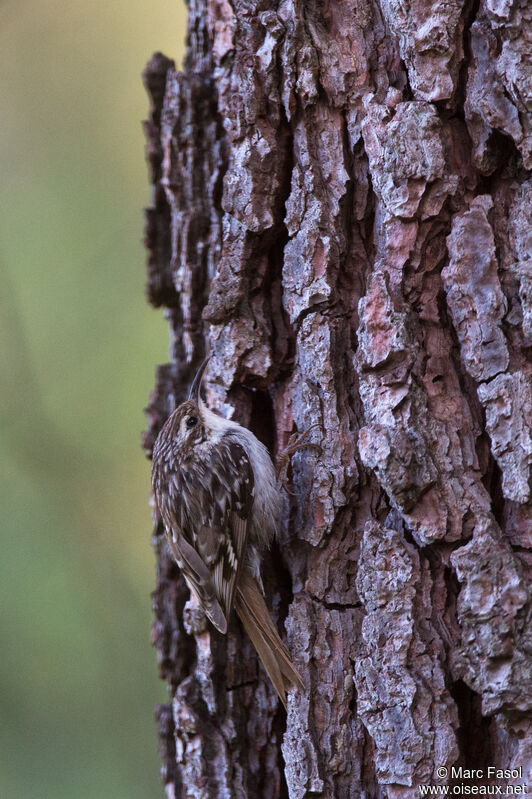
left=142, top=0, right=532, bottom=796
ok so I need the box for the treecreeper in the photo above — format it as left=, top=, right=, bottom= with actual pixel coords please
left=151, top=355, right=308, bottom=707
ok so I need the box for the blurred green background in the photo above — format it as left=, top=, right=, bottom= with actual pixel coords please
left=0, top=2, right=186, bottom=797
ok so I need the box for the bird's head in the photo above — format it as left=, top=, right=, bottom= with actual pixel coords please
left=164, top=398, right=205, bottom=452
left=157, top=356, right=211, bottom=456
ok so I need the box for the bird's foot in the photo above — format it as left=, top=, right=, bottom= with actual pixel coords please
left=276, top=425, right=321, bottom=491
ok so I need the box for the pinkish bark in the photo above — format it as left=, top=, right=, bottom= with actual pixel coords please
left=142, top=0, right=532, bottom=796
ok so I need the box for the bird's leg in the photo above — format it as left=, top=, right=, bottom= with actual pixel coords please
left=276, top=424, right=321, bottom=490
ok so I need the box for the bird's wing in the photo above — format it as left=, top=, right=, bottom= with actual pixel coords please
left=165, top=530, right=229, bottom=633
left=193, top=438, right=254, bottom=624
left=155, top=438, right=254, bottom=633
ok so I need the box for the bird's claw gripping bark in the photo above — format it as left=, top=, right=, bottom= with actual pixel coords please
left=276, top=425, right=321, bottom=491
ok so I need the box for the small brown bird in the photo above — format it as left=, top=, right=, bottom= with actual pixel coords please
left=151, top=356, right=304, bottom=707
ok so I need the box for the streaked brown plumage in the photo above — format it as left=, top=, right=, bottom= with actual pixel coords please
left=151, top=357, right=303, bottom=707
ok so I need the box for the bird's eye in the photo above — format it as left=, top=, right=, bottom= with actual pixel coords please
left=186, top=416, right=198, bottom=429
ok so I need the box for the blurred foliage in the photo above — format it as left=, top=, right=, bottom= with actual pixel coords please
left=0, top=1, right=186, bottom=796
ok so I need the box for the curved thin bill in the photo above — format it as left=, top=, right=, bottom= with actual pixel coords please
left=188, top=354, right=211, bottom=402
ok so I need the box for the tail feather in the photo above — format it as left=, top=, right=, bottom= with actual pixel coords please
left=235, top=571, right=304, bottom=708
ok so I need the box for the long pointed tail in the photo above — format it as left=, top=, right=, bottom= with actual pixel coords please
left=235, top=571, right=304, bottom=708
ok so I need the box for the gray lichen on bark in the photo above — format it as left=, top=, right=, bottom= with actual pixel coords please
left=142, top=0, right=532, bottom=796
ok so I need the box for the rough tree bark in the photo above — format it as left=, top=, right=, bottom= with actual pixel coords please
left=142, top=1, right=532, bottom=796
